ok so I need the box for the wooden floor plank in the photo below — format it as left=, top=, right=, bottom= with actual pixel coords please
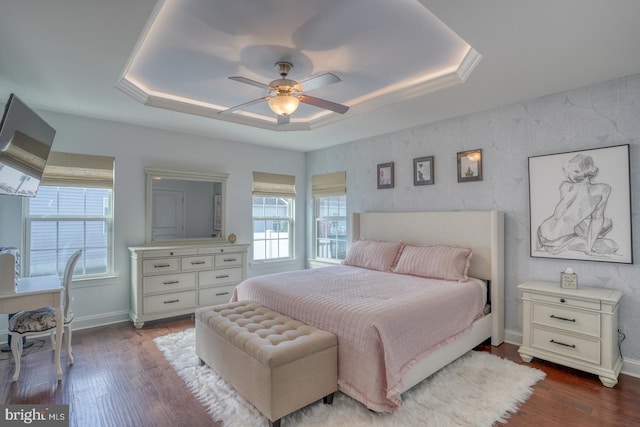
left=2, top=317, right=639, bottom=426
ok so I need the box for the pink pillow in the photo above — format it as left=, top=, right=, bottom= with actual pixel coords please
left=343, top=240, right=403, bottom=272
left=392, top=244, right=472, bottom=282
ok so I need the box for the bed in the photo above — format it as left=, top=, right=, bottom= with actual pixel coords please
left=232, top=211, right=504, bottom=412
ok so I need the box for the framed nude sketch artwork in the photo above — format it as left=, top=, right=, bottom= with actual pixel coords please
left=528, top=144, right=632, bottom=264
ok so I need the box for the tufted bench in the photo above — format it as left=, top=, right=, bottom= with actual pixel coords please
left=195, top=301, right=338, bottom=427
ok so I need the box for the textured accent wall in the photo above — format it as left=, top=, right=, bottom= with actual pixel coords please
left=306, top=74, right=640, bottom=360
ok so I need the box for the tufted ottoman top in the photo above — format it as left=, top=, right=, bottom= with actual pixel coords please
left=196, top=301, right=337, bottom=368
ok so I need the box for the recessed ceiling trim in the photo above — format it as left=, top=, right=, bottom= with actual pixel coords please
left=457, top=48, right=483, bottom=82
left=116, top=79, right=149, bottom=104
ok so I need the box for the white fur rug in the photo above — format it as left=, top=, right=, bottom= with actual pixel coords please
left=154, top=329, right=545, bottom=427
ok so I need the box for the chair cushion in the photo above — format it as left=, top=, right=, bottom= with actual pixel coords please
left=9, top=307, right=57, bottom=334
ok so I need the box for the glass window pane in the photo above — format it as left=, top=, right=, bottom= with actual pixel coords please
left=86, top=189, right=111, bottom=216
left=29, top=187, right=58, bottom=215
left=58, top=188, right=85, bottom=215
left=30, top=221, right=57, bottom=250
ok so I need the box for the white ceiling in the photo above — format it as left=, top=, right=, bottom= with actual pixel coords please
left=2, top=1, right=640, bottom=152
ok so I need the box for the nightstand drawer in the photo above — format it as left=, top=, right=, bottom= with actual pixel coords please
left=532, top=303, right=600, bottom=337
left=531, top=326, right=600, bottom=365
left=530, top=292, right=601, bottom=310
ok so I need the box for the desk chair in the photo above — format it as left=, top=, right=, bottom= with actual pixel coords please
left=8, top=249, right=82, bottom=381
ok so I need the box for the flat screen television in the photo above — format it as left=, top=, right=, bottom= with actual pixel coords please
left=0, top=94, right=56, bottom=197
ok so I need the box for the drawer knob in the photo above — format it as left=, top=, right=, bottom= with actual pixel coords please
left=560, top=298, right=566, bottom=303
left=550, top=314, right=576, bottom=322
left=550, top=339, right=576, bottom=349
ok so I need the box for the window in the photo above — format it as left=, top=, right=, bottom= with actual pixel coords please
left=252, top=196, right=294, bottom=261
left=315, top=195, right=347, bottom=261
left=252, top=172, right=296, bottom=262
left=25, top=186, right=113, bottom=277
left=312, top=171, right=347, bottom=262
left=23, top=152, right=115, bottom=278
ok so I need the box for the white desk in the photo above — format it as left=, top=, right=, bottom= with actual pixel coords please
left=0, top=275, right=63, bottom=380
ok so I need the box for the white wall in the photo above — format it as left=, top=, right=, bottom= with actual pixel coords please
left=306, top=74, right=640, bottom=364
left=0, top=112, right=306, bottom=334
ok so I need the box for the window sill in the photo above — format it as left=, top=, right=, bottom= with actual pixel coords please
left=250, top=259, right=298, bottom=269
left=72, top=274, right=120, bottom=288
left=308, top=259, right=343, bottom=269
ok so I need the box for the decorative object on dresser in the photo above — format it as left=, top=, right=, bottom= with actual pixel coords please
left=528, top=144, right=632, bottom=264
left=518, top=280, right=622, bottom=387
left=129, top=243, right=248, bottom=328
left=560, top=268, right=578, bottom=289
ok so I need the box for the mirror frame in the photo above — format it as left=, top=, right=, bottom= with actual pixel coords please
left=145, top=167, right=229, bottom=245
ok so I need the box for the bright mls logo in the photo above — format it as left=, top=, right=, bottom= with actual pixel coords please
left=2, top=405, right=68, bottom=426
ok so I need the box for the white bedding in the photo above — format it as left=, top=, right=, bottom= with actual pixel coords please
left=232, top=265, right=486, bottom=412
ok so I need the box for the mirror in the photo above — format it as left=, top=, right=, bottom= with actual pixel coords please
left=145, top=168, right=228, bottom=245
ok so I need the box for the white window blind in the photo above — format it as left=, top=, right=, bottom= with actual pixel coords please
left=311, top=171, right=346, bottom=196
left=252, top=172, right=295, bottom=197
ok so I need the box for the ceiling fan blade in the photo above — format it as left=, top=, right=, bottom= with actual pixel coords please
left=299, top=95, right=349, bottom=114
left=295, top=73, right=341, bottom=92
left=277, top=114, right=290, bottom=126
left=228, top=76, right=271, bottom=90
left=218, top=96, right=270, bottom=115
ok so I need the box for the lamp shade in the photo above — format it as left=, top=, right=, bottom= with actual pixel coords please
left=268, top=94, right=300, bottom=116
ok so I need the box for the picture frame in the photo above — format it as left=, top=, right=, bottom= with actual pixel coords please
left=529, top=144, right=632, bottom=264
left=413, top=156, right=434, bottom=186
left=457, top=149, right=483, bottom=182
left=377, top=162, right=394, bottom=189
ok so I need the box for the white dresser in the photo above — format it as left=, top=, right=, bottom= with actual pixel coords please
left=518, top=280, right=622, bottom=387
left=129, top=243, right=249, bottom=328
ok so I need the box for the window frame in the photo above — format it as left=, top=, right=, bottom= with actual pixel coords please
left=23, top=185, right=114, bottom=279
left=313, top=194, right=347, bottom=263
left=251, top=195, right=295, bottom=263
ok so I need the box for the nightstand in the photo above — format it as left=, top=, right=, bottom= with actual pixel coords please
left=518, top=280, right=622, bottom=387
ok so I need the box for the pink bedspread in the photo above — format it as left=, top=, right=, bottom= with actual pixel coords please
left=231, top=265, right=486, bottom=412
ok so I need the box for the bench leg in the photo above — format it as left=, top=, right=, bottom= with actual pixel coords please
left=269, top=419, right=281, bottom=427
left=323, top=393, right=334, bottom=405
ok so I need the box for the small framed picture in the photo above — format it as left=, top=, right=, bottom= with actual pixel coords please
left=457, top=149, right=483, bottom=182
left=377, top=162, right=394, bottom=189
left=413, top=156, right=434, bottom=186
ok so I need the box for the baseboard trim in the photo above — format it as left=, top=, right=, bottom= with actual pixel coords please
left=504, top=328, right=640, bottom=379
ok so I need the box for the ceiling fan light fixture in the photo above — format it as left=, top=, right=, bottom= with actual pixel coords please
left=268, top=94, right=300, bottom=116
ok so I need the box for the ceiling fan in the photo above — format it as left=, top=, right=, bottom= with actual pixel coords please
left=218, top=62, right=349, bottom=125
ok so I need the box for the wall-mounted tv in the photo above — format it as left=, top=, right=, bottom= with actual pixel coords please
left=0, top=94, right=56, bottom=197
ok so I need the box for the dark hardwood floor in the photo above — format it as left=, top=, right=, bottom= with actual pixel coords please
left=1, top=317, right=639, bottom=426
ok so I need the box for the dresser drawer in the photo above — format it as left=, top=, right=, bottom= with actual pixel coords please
left=142, top=248, right=196, bottom=258
left=530, top=292, right=601, bottom=310
left=199, top=285, right=235, bottom=306
left=142, top=272, right=196, bottom=294
left=532, top=303, right=600, bottom=337
left=143, top=291, right=196, bottom=314
left=142, top=258, right=179, bottom=274
left=199, top=268, right=243, bottom=287
left=181, top=255, right=213, bottom=271
left=215, top=253, right=242, bottom=268
left=531, top=326, right=600, bottom=365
